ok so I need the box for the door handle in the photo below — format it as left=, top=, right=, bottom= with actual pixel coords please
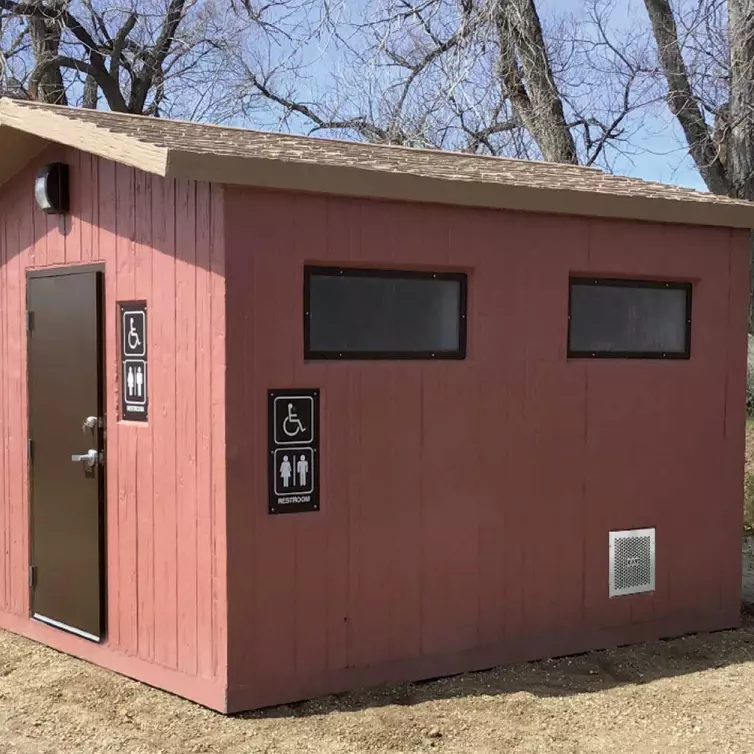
left=82, top=416, right=100, bottom=432
left=71, top=449, right=100, bottom=469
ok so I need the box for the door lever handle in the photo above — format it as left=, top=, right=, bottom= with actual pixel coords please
left=71, top=449, right=100, bottom=469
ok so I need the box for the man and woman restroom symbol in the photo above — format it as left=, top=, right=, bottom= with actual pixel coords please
left=279, top=453, right=309, bottom=488
left=126, top=364, right=144, bottom=399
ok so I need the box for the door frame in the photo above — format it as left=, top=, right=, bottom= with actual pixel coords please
left=26, top=263, right=107, bottom=641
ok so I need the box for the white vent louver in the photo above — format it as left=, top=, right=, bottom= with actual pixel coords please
left=609, top=528, right=655, bottom=597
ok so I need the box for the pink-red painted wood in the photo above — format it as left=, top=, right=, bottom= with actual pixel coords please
left=116, top=160, right=139, bottom=656
left=175, top=180, right=199, bottom=678
left=151, top=174, right=179, bottom=671
left=134, top=168, right=155, bottom=662
left=209, top=184, right=227, bottom=683
left=195, top=182, right=214, bottom=681
left=224, top=187, right=749, bottom=712
left=0, top=149, right=228, bottom=710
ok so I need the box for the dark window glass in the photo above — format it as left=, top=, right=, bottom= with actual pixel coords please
left=305, top=267, right=467, bottom=359
left=568, top=278, right=692, bottom=359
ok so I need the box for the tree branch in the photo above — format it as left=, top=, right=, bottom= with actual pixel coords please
left=129, top=0, right=187, bottom=114
left=152, top=0, right=188, bottom=65
left=29, top=54, right=97, bottom=101
left=249, top=73, right=392, bottom=141
left=110, top=11, right=138, bottom=82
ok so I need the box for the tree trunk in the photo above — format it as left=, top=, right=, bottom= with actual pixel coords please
left=728, top=0, right=754, bottom=201
left=495, top=0, right=578, bottom=164
left=643, top=0, right=730, bottom=195
left=642, top=0, right=754, bottom=332
left=28, top=14, right=67, bottom=105
left=82, top=74, right=98, bottom=108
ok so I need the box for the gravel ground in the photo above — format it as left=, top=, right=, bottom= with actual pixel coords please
left=2, top=596, right=754, bottom=753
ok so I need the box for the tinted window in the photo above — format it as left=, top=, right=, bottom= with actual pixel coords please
left=568, top=278, right=691, bottom=358
left=305, top=267, right=466, bottom=359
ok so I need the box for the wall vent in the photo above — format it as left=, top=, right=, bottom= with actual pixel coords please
left=609, top=528, right=655, bottom=597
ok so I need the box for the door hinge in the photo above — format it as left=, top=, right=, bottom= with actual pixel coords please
left=25, top=310, right=34, bottom=334
left=29, top=565, right=36, bottom=589
left=27, top=439, right=33, bottom=465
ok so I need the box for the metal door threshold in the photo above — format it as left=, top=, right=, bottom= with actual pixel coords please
left=33, top=613, right=100, bottom=643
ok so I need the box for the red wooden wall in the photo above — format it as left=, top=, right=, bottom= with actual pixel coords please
left=0, top=149, right=228, bottom=710
left=224, top=187, right=748, bottom=711
left=0, top=147, right=747, bottom=714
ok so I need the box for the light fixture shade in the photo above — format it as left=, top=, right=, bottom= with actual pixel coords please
left=35, top=163, right=69, bottom=214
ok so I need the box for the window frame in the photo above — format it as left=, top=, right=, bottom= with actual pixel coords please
left=567, top=276, right=693, bottom=360
left=304, top=265, right=468, bottom=360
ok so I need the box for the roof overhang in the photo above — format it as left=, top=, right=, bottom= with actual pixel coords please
left=0, top=123, right=49, bottom=187
left=1, top=97, right=753, bottom=230
left=166, top=149, right=754, bottom=229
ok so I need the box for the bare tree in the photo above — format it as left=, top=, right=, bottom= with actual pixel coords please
left=233, top=0, right=657, bottom=168
left=0, top=0, right=251, bottom=119
left=643, top=0, right=754, bottom=200
left=641, top=0, right=754, bottom=326
left=2, top=1, right=747, bottom=207
left=0, top=0, right=657, bottom=168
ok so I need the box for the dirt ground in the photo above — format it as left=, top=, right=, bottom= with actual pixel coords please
left=1, top=575, right=754, bottom=754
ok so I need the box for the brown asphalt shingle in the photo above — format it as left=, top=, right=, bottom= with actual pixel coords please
left=2, top=98, right=753, bottom=228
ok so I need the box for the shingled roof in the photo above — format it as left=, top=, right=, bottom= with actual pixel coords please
left=1, top=98, right=753, bottom=229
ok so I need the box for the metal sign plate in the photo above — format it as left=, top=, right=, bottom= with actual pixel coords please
left=120, top=302, right=148, bottom=422
left=268, top=389, right=319, bottom=514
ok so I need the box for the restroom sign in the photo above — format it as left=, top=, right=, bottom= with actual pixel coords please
left=268, top=389, right=319, bottom=514
left=120, top=302, right=148, bottom=422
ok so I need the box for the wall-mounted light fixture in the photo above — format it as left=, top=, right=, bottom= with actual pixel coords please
left=35, top=163, right=69, bottom=214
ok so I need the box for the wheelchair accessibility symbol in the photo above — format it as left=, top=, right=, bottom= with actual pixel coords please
left=273, top=396, right=314, bottom=445
left=128, top=319, right=141, bottom=351
left=283, top=403, right=306, bottom=437
left=122, top=309, right=146, bottom=357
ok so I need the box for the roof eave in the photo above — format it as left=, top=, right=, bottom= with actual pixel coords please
left=0, top=124, right=49, bottom=189
left=0, top=98, right=169, bottom=179
left=165, top=149, right=754, bottom=230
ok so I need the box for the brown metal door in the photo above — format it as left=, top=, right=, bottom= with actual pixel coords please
left=28, top=267, right=105, bottom=641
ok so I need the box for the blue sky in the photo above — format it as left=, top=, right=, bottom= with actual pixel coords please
left=274, top=0, right=706, bottom=191
left=281, top=0, right=709, bottom=191
left=540, top=0, right=707, bottom=191
left=603, top=115, right=706, bottom=191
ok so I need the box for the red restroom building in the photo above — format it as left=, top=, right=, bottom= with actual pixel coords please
left=0, top=99, right=750, bottom=713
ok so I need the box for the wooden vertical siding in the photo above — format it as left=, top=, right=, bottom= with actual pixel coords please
left=0, top=149, right=228, bottom=711
left=224, top=187, right=749, bottom=712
